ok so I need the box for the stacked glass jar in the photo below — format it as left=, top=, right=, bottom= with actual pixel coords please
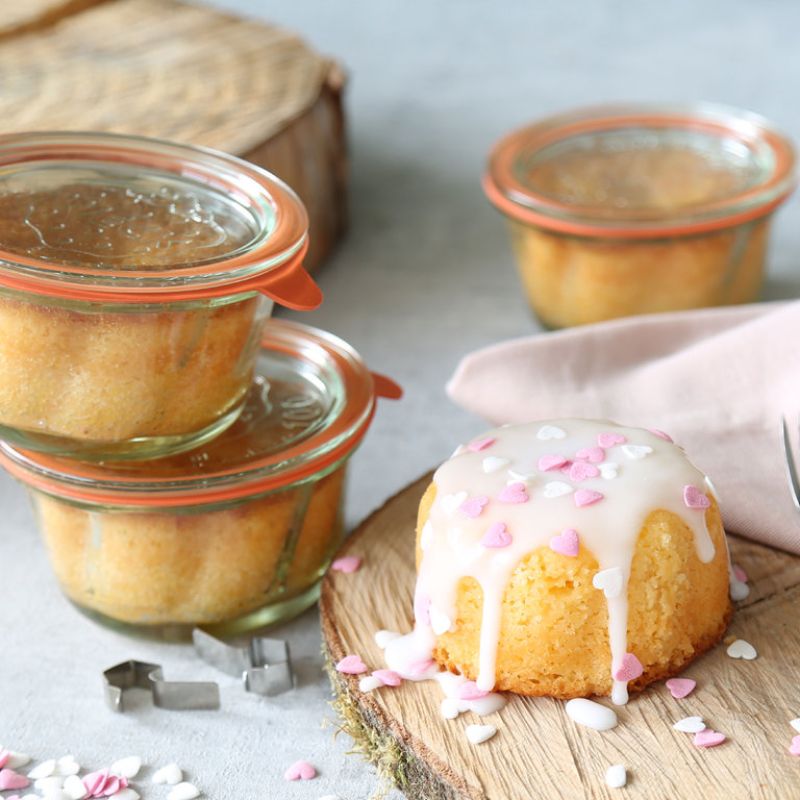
left=0, top=132, right=399, bottom=639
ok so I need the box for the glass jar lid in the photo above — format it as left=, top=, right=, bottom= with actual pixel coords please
left=0, top=321, right=401, bottom=507
left=0, top=132, right=320, bottom=308
left=484, top=103, right=796, bottom=238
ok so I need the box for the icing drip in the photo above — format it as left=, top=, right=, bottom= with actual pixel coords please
left=413, top=419, right=718, bottom=704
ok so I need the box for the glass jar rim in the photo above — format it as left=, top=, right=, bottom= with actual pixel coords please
left=0, top=321, right=401, bottom=508
left=484, top=102, right=797, bottom=239
left=0, top=131, right=318, bottom=306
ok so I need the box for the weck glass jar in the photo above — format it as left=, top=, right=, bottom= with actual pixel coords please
left=0, top=321, right=401, bottom=639
left=483, top=104, right=796, bottom=328
left=0, top=132, right=321, bottom=459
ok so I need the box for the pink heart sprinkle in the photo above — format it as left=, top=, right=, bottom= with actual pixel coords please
left=575, top=446, right=605, bottom=464
left=414, top=592, right=431, bottom=626
left=480, top=522, right=512, bottom=548
left=102, top=776, right=123, bottom=797
left=458, top=680, right=489, bottom=700
left=284, top=760, right=317, bottom=781
left=549, top=528, right=580, bottom=557
left=468, top=437, right=495, bottom=452
left=538, top=454, right=567, bottom=471
left=497, top=482, right=529, bottom=504
left=84, top=770, right=109, bottom=797
left=732, top=564, right=748, bottom=583
left=613, top=652, right=644, bottom=682
left=649, top=428, right=674, bottom=442
left=460, top=495, right=490, bottom=517
left=597, top=432, right=626, bottom=448
left=0, top=770, right=29, bottom=791
left=331, top=555, right=362, bottom=574
left=408, top=658, right=435, bottom=676
left=574, top=489, right=604, bottom=508
left=665, top=677, right=696, bottom=699
left=789, top=735, right=800, bottom=756
left=693, top=729, right=726, bottom=748
left=0, top=751, right=8, bottom=769
left=372, top=669, right=402, bottom=687
left=569, top=461, right=600, bottom=482
left=683, top=485, right=711, bottom=509
left=560, top=462, right=573, bottom=475
left=336, top=654, right=368, bottom=675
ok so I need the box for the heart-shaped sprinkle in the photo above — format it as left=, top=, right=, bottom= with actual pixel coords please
left=109, top=758, right=140, bottom=781
left=457, top=681, right=489, bottom=701
left=36, top=775, right=64, bottom=793
left=790, top=718, right=800, bottom=733
left=549, top=528, right=579, bottom=557
left=152, top=764, right=182, bottom=786
left=459, top=495, right=489, bottom=517
left=732, top=564, right=748, bottom=583
left=593, top=567, right=624, bottom=598
left=110, top=790, right=139, bottom=800
left=465, top=724, right=497, bottom=745
left=331, top=555, right=362, bottom=574
left=82, top=769, right=110, bottom=797
left=167, top=782, right=201, bottom=800
left=622, top=444, right=653, bottom=460
left=543, top=481, right=573, bottom=499
left=598, top=462, right=619, bottom=480
left=374, top=630, right=401, bottom=649
left=537, top=424, right=566, bottom=440
left=442, top=491, right=468, bottom=515
left=565, top=698, right=618, bottom=731
left=62, top=774, right=88, bottom=800
left=0, top=771, right=29, bottom=791
left=373, top=669, right=402, bottom=687
left=693, top=729, right=726, bottom=748
left=482, top=456, right=510, bottom=474
left=430, top=609, right=452, bottom=635
left=497, top=483, right=529, bottom=504
left=597, top=432, right=626, bottom=448
left=0, top=753, right=8, bottom=770
left=468, top=436, right=495, bottom=452
left=574, top=489, right=604, bottom=507
left=420, top=521, right=434, bottom=551
left=683, top=485, right=711, bottom=509
left=726, top=639, right=757, bottom=660
left=613, top=653, right=643, bottom=682
left=789, top=735, right=800, bottom=756
left=538, top=454, right=567, bottom=472
left=673, top=716, right=706, bottom=733
left=575, top=446, right=605, bottom=464
left=57, top=756, right=81, bottom=777
left=5, top=754, right=30, bottom=770
left=105, top=775, right=126, bottom=796
left=336, top=654, right=368, bottom=674
left=358, top=675, right=382, bottom=692
left=28, top=760, right=56, bottom=780
left=605, top=764, right=627, bottom=789
left=480, top=522, right=512, bottom=548
left=507, top=468, right=535, bottom=483
left=284, top=760, right=317, bottom=781
left=666, top=678, right=696, bottom=699
left=569, top=461, right=600, bottom=481
left=649, top=428, right=673, bottom=442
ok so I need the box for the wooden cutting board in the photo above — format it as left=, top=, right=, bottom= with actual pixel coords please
left=0, top=0, right=347, bottom=270
left=321, top=473, right=800, bottom=800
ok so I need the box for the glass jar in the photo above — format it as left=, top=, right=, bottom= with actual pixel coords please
left=0, top=321, right=400, bottom=639
left=483, top=104, right=796, bottom=328
left=0, top=132, right=322, bottom=459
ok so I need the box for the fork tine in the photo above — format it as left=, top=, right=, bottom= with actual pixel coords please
left=782, top=416, right=800, bottom=510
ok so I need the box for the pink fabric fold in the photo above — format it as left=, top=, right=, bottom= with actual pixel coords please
left=447, top=301, right=800, bottom=555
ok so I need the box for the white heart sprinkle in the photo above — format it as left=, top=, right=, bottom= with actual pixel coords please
left=537, top=425, right=566, bottom=440
left=167, top=783, right=200, bottom=800
left=21, top=795, right=41, bottom=800
left=110, top=790, right=140, bottom=800
left=605, top=764, right=627, bottom=789
left=441, top=697, right=460, bottom=720
left=593, top=567, right=624, bottom=599
left=482, top=456, right=509, bottom=474
left=441, top=491, right=468, bottom=515
left=374, top=630, right=401, bottom=649
left=598, top=462, right=619, bottom=480
left=621, top=444, right=653, bottom=460
left=420, top=520, right=434, bottom=551
left=790, top=718, right=800, bottom=733
left=35, top=775, right=64, bottom=792
left=507, top=469, right=535, bottom=483
left=29, top=759, right=57, bottom=780
left=430, top=609, right=452, bottom=636
left=318, top=795, right=342, bottom=800
left=56, top=756, right=80, bottom=776
left=673, top=716, right=706, bottom=733
left=7, top=752, right=31, bottom=769
left=152, top=764, right=183, bottom=786
left=565, top=698, right=618, bottom=731
left=542, top=481, right=573, bottom=499
left=111, top=756, right=142, bottom=779
left=465, top=724, right=497, bottom=744
left=726, top=639, right=757, bottom=660
left=41, top=790, right=68, bottom=800
left=358, top=675, right=383, bottom=693
left=63, top=775, right=87, bottom=800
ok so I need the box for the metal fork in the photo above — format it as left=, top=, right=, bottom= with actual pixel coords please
left=782, top=417, right=800, bottom=510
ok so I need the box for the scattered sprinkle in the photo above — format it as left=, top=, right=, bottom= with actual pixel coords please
left=111, top=790, right=140, bottom=800
left=605, top=764, right=627, bottom=788
left=496, top=482, right=528, bottom=504
left=673, top=716, right=706, bottom=733
left=683, top=485, right=711, bottom=510
left=459, top=495, right=489, bottom=518
left=358, top=675, right=383, bottom=693
left=62, top=774, right=88, bottom=799
left=465, top=724, right=497, bottom=745
left=790, top=718, right=800, bottom=733
left=598, top=462, right=619, bottom=480
left=108, top=759, right=140, bottom=781
left=167, top=782, right=201, bottom=800
left=331, top=556, right=362, bottom=574
left=152, top=764, right=183, bottom=786
left=649, top=428, right=673, bottom=442
left=575, top=446, right=605, bottom=464
left=542, top=481, right=573, bottom=498
left=574, top=489, right=604, bottom=508
left=789, top=735, right=800, bottom=756
left=621, top=444, right=653, bottom=460
left=441, top=491, right=468, bottom=515
left=0, top=770, right=29, bottom=791
left=28, top=760, right=56, bottom=780
left=693, top=729, right=726, bottom=748
left=335, top=655, right=368, bottom=675
left=538, top=454, right=567, bottom=472
left=283, top=761, right=317, bottom=781
left=726, top=639, right=757, bottom=660
left=597, top=433, right=627, bottom=448
left=467, top=437, right=495, bottom=452
left=549, top=528, right=580, bottom=558
left=482, top=456, right=510, bottom=474
left=480, top=522, right=512, bottom=549
left=372, top=669, right=402, bottom=687
left=613, top=653, right=643, bottom=682
left=592, top=567, right=624, bottom=599
left=537, top=425, right=566, bottom=440
left=569, top=461, right=600, bottom=481
left=565, top=698, right=618, bottom=731
left=665, top=678, right=696, bottom=699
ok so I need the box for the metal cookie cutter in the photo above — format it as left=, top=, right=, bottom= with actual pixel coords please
left=192, top=629, right=294, bottom=696
left=103, top=660, right=220, bottom=712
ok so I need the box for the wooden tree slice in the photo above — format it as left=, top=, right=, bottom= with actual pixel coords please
left=321, top=473, right=800, bottom=800
left=0, top=0, right=347, bottom=270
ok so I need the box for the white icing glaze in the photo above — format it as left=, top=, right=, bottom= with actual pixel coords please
left=565, top=698, right=618, bottom=731
left=414, top=419, right=719, bottom=704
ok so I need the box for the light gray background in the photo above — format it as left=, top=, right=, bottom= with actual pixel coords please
left=2, top=2, right=799, bottom=798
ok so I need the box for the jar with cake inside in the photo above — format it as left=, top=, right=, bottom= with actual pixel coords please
left=0, top=132, right=318, bottom=460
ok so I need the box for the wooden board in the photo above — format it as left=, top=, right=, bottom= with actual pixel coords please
left=0, top=0, right=347, bottom=270
left=321, top=473, right=800, bottom=800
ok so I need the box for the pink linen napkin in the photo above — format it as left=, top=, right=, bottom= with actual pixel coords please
left=447, top=301, right=800, bottom=555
